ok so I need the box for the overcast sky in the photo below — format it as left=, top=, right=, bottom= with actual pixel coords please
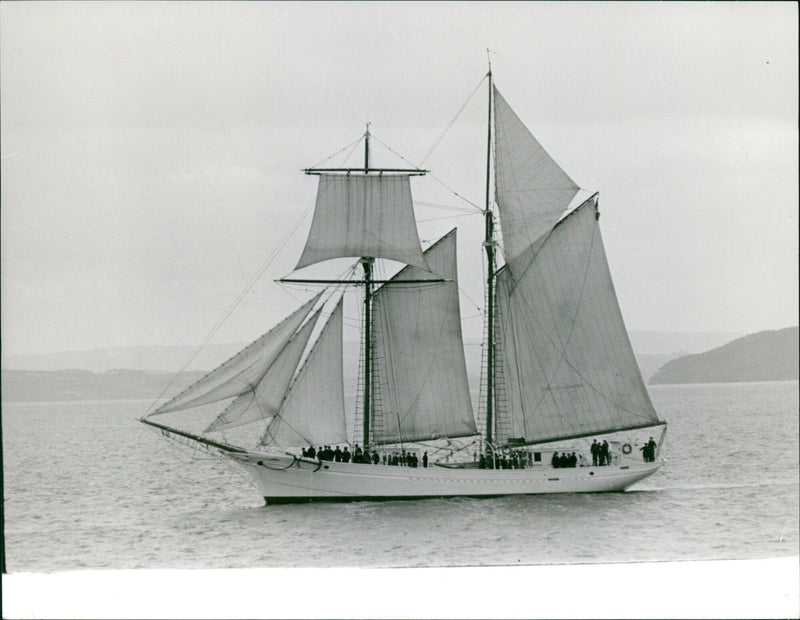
left=2, top=1, right=797, bottom=356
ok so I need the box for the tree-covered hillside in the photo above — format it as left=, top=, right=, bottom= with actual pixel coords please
left=650, top=326, right=798, bottom=384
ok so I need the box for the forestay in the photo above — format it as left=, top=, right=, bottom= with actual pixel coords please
left=261, top=297, right=347, bottom=448
left=371, top=229, right=476, bottom=444
left=150, top=293, right=322, bottom=415
left=295, top=174, right=428, bottom=271
left=494, top=198, right=660, bottom=444
left=205, top=307, right=322, bottom=432
left=493, top=87, right=580, bottom=265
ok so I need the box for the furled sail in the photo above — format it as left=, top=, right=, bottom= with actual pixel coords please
left=150, top=292, right=322, bottom=415
left=370, top=229, right=477, bottom=444
left=204, top=307, right=322, bottom=432
left=493, top=87, right=580, bottom=266
left=494, top=197, right=661, bottom=445
left=295, top=174, right=428, bottom=271
left=261, top=296, right=347, bottom=447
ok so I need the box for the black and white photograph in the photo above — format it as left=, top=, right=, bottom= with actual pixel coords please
left=2, top=2, right=798, bottom=617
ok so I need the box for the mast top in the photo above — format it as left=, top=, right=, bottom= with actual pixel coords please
left=364, top=122, right=370, bottom=173
left=305, top=123, right=427, bottom=175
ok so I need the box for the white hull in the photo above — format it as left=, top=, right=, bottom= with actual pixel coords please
left=229, top=453, right=663, bottom=504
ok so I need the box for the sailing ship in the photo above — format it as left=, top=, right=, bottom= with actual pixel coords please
left=141, top=70, right=667, bottom=503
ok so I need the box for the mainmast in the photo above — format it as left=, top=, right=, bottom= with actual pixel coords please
left=483, top=67, right=496, bottom=446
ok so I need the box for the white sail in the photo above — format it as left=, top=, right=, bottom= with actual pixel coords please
left=150, top=293, right=322, bottom=415
left=494, top=197, right=660, bottom=444
left=371, top=229, right=477, bottom=444
left=493, top=86, right=580, bottom=265
left=295, top=174, right=428, bottom=270
left=204, top=307, right=322, bottom=432
left=261, top=296, right=347, bottom=448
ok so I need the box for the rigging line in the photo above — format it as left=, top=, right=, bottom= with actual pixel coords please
left=369, top=132, right=482, bottom=212
left=307, top=135, right=364, bottom=170
left=203, top=176, right=247, bottom=287
left=368, top=132, right=427, bottom=172
left=414, top=201, right=477, bottom=213
left=145, top=423, right=222, bottom=461
left=339, top=134, right=365, bottom=167
left=429, top=173, right=483, bottom=211
left=208, top=390, right=257, bottom=432
left=417, top=212, right=480, bottom=224
left=260, top=409, right=314, bottom=449
left=243, top=380, right=287, bottom=444
left=279, top=261, right=359, bottom=304
left=419, top=74, right=488, bottom=165
left=144, top=203, right=315, bottom=415
left=457, top=283, right=483, bottom=314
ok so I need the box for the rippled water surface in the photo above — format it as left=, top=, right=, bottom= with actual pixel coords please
left=3, top=381, right=798, bottom=571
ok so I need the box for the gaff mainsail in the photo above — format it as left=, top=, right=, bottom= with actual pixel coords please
left=494, top=198, right=661, bottom=445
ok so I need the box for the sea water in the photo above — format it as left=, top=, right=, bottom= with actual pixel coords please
left=3, top=381, right=798, bottom=571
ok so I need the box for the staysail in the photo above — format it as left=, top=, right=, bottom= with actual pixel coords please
left=494, top=197, right=660, bottom=444
left=493, top=86, right=580, bottom=266
left=296, top=174, right=428, bottom=271
left=261, top=296, right=347, bottom=448
left=150, top=292, right=322, bottom=415
left=204, top=307, right=322, bottom=432
left=370, top=229, right=476, bottom=444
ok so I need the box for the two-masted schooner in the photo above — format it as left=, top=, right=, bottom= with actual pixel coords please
left=141, top=71, right=667, bottom=503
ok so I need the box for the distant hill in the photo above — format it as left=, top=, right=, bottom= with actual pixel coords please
left=649, top=326, right=799, bottom=384
left=1, top=369, right=206, bottom=403
left=627, top=330, right=743, bottom=355
left=634, top=354, right=678, bottom=383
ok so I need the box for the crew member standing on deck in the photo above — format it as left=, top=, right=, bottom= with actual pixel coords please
left=648, top=437, right=657, bottom=462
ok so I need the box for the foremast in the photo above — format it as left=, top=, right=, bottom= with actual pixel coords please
left=298, top=124, right=428, bottom=451
left=361, top=125, right=373, bottom=447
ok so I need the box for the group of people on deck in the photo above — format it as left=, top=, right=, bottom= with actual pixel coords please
left=478, top=449, right=533, bottom=469
left=551, top=451, right=583, bottom=468
left=302, top=445, right=429, bottom=468
left=590, top=439, right=612, bottom=466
